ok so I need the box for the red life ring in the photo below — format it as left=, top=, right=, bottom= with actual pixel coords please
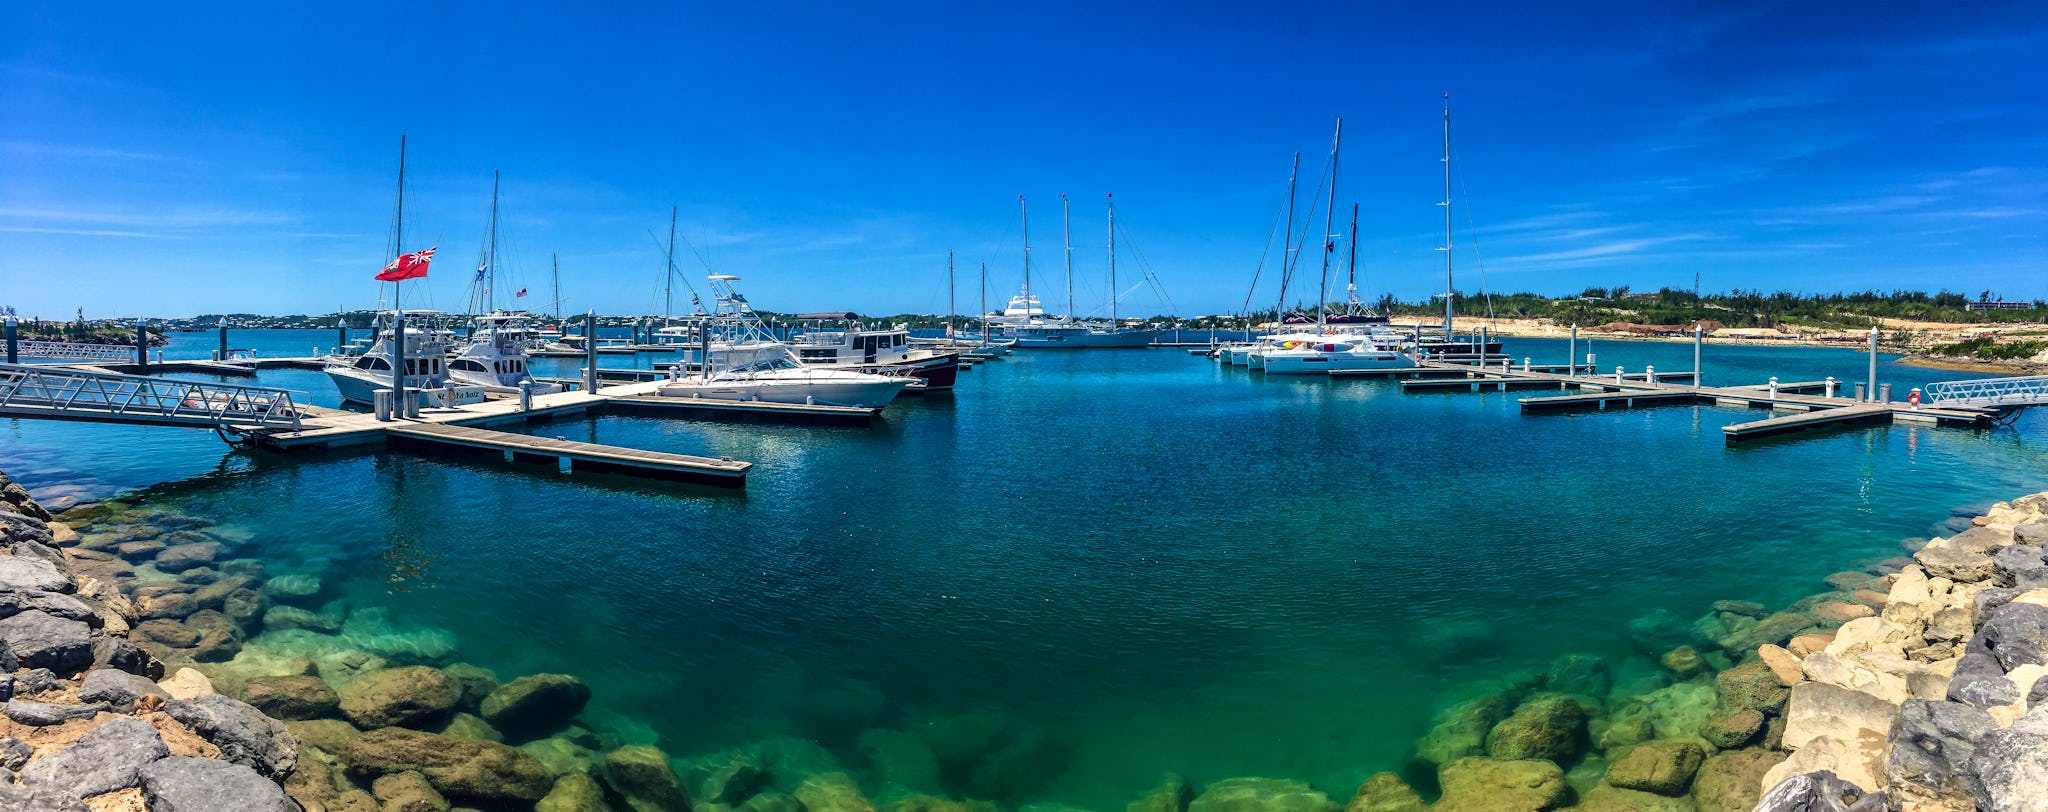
left=1909, top=390, right=1921, bottom=406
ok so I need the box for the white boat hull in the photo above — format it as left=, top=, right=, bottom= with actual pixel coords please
left=657, top=374, right=911, bottom=407
left=1262, top=351, right=1418, bottom=374
left=1011, top=329, right=1165, bottom=349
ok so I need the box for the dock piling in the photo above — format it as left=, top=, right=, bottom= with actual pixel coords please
left=4, top=315, right=16, bottom=364
left=583, top=310, right=598, bottom=393
left=1614, top=367, right=1623, bottom=384
left=518, top=383, right=533, bottom=412
left=1568, top=325, right=1577, bottom=377
left=216, top=318, right=228, bottom=361
left=1693, top=325, right=1703, bottom=387
left=337, top=319, right=347, bottom=356
left=134, top=319, right=149, bottom=374
left=1868, top=326, right=1879, bottom=401
left=1522, top=357, right=1531, bottom=372
left=1646, top=365, right=1655, bottom=382
left=1824, top=377, right=1836, bottom=398
left=1769, top=377, right=1780, bottom=399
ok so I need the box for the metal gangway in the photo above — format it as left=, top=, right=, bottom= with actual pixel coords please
left=1922, top=374, right=2048, bottom=417
left=0, top=362, right=302, bottom=433
left=15, top=341, right=139, bottom=362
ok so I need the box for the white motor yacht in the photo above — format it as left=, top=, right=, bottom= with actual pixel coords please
left=657, top=353, right=912, bottom=406
left=449, top=312, right=563, bottom=393
left=323, top=312, right=456, bottom=405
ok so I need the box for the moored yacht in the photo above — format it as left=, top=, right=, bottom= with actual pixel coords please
left=449, top=312, right=562, bottom=393
left=791, top=315, right=960, bottom=390
left=323, top=312, right=456, bottom=405
left=655, top=273, right=914, bottom=407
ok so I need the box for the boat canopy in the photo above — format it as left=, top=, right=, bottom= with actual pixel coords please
left=797, top=312, right=860, bottom=321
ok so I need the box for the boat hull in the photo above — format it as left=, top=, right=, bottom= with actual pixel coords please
left=1262, top=352, right=1418, bottom=374
left=1011, top=329, right=1166, bottom=349
left=807, top=353, right=959, bottom=391
left=657, top=378, right=910, bottom=407
left=325, top=367, right=450, bottom=405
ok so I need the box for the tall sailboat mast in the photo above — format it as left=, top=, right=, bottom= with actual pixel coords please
left=1441, top=94, right=1455, bottom=341
left=389, top=134, right=407, bottom=403
left=1317, top=119, right=1342, bottom=329
left=664, top=206, right=678, bottom=325
left=1019, top=195, right=1032, bottom=319
left=1106, top=193, right=1117, bottom=328
left=551, top=253, right=561, bottom=323
left=1274, top=152, right=1300, bottom=328
left=947, top=251, right=956, bottom=337
left=486, top=170, right=499, bottom=313
left=1346, top=203, right=1360, bottom=313
left=978, top=262, right=988, bottom=349
left=1062, top=194, right=1073, bottom=321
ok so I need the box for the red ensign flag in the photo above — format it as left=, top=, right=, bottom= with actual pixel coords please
left=375, top=246, right=436, bottom=281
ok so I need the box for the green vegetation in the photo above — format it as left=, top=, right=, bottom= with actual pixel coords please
left=1371, top=288, right=2048, bottom=330
left=1926, top=336, right=2048, bottom=362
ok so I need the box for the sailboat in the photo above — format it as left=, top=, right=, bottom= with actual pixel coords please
left=1415, top=95, right=1503, bottom=358
left=448, top=171, right=555, bottom=392
left=992, top=194, right=1167, bottom=348
left=324, top=136, right=457, bottom=406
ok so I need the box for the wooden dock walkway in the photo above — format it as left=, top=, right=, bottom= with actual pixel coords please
left=385, top=423, right=749, bottom=486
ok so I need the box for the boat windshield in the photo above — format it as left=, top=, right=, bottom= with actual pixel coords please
left=727, top=356, right=801, bottom=374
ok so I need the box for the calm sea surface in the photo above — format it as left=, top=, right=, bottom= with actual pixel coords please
left=4, top=328, right=2044, bottom=807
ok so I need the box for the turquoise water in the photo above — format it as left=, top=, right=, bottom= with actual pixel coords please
left=6, top=329, right=2047, bottom=807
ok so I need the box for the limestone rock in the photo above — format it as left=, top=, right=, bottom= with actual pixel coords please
left=1919, top=545, right=1995, bottom=582
left=338, top=665, right=462, bottom=728
left=1814, top=602, right=1874, bottom=622
left=374, top=769, right=452, bottom=812
left=261, top=572, right=323, bottom=602
left=1788, top=633, right=1835, bottom=658
left=1185, top=778, right=1336, bottom=812
left=607, top=744, right=692, bottom=811
left=793, top=772, right=875, bottom=812
left=162, top=693, right=298, bottom=778
left=1884, top=698, right=1993, bottom=809
left=343, top=727, right=552, bottom=802
left=1568, top=783, right=1693, bottom=811
left=1660, top=645, right=1705, bottom=677
left=245, top=674, right=340, bottom=720
left=20, top=717, right=169, bottom=797
left=1433, top=757, right=1568, bottom=812
left=133, top=618, right=200, bottom=647
left=1702, top=709, right=1764, bottom=749
left=538, top=771, right=614, bottom=812
left=285, top=718, right=365, bottom=755
left=434, top=711, right=504, bottom=742
left=1688, top=749, right=1784, bottom=812
left=1775, top=683, right=1898, bottom=792
left=1413, top=694, right=1511, bottom=765
left=158, top=666, right=215, bottom=700
left=1485, top=694, right=1587, bottom=763
left=1759, top=645, right=1803, bottom=687
left=138, top=756, right=296, bottom=812
left=261, top=604, right=340, bottom=634
left=79, top=667, right=171, bottom=711
left=1718, top=661, right=1790, bottom=714
left=480, top=673, right=591, bottom=739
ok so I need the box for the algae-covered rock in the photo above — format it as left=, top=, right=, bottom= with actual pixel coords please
left=605, top=744, right=691, bottom=811
left=1608, top=682, right=1719, bottom=745
left=442, top=662, right=499, bottom=711
left=1185, top=778, right=1336, bottom=812
left=891, top=795, right=1005, bottom=812
left=1341, top=773, right=1423, bottom=812
left=435, top=711, right=504, bottom=743
left=344, top=727, right=552, bottom=801
left=539, top=771, right=614, bottom=812
left=1687, top=749, right=1783, bottom=812
left=794, top=771, right=877, bottom=812
left=373, top=769, right=451, bottom=812
left=1604, top=739, right=1705, bottom=796
left=1129, top=773, right=1194, bottom=812
left=286, top=717, right=365, bottom=755
left=245, top=674, right=340, bottom=720
left=1434, top=757, right=1568, bottom=812
left=1715, top=661, right=1788, bottom=715
left=1701, top=709, right=1763, bottom=749
left=262, top=572, right=324, bottom=602
left=480, top=673, right=591, bottom=739
left=1415, top=693, right=1514, bottom=765
left=339, top=665, right=462, bottom=728
left=1545, top=653, right=1612, bottom=701
left=743, top=792, right=805, bottom=812
left=1660, top=646, right=1706, bottom=678
left=1485, top=694, right=1588, bottom=763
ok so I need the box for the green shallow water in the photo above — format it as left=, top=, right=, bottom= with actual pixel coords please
left=5, top=330, right=2047, bottom=807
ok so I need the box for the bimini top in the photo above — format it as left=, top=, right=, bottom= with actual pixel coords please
left=709, top=274, right=741, bottom=282
left=797, top=312, right=860, bottom=321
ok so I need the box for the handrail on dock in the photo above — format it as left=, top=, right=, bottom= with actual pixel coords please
left=1923, top=375, right=2048, bottom=410
left=0, top=362, right=302, bottom=430
left=14, top=341, right=137, bottom=361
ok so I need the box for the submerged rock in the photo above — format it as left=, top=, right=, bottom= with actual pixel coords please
left=245, top=674, right=340, bottom=720
left=1414, top=694, right=1513, bottom=765
left=344, top=727, right=552, bottom=802
left=339, top=665, right=462, bottom=728
left=1341, top=773, right=1422, bottom=812
left=1659, top=645, right=1706, bottom=678
left=1717, top=661, right=1789, bottom=715
left=1185, top=777, right=1336, bottom=812
left=372, top=769, right=450, bottom=812
left=1689, top=749, right=1785, bottom=812
left=1603, top=739, right=1704, bottom=796
left=606, top=744, right=692, bottom=811
left=1434, top=757, right=1567, bottom=812
left=538, top=771, right=612, bottom=812
left=1485, top=694, right=1588, bottom=764
left=1128, top=773, right=1194, bottom=812
left=480, top=673, right=591, bottom=739
left=793, top=772, right=875, bottom=812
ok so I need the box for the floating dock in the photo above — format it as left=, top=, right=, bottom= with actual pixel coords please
left=385, top=423, right=749, bottom=486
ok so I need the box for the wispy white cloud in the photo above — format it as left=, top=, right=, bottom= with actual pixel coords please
left=0, top=225, right=178, bottom=239
left=0, top=141, right=179, bottom=164
left=0, top=205, right=297, bottom=231
left=1509, top=233, right=1710, bottom=267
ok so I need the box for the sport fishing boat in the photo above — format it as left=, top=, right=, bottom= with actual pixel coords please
left=448, top=312, right=561, bottom=393
left=790, top=315, right=960, bottom=391
left=655, top=274, right=914, bottom=407
left=324, top=311, right=456, bottom=405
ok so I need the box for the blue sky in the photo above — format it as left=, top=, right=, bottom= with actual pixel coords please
left=2, top=1, right=2043, bottom=320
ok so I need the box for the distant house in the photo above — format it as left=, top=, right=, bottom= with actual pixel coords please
left=1965, top=301, right=2034, bottom=311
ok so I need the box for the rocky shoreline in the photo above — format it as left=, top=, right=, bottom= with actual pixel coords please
left=3, top=467, right=2045, bottom=812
